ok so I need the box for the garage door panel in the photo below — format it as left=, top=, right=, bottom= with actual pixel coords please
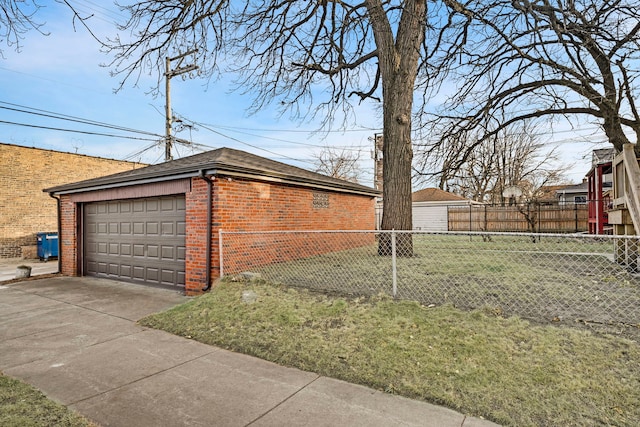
left=133, top=244, right=145, bottom=257
left=148, top=245, right=159, bottom=258
left=147, top=268, right=159, bottom=281
left=146, top=222, right=159, bottom=235
left=161, top=222, right=174, bottom=235
left=146, top=199, right=158, bottom=211
left=177, top=222, right=186, bottom=236
left=84, top=196, right=186, bottom=288
left=161, top=246, right=174, bottom=260
left=176, top=197, right=186, bottom=210
left=97, top=223, right=108, bottom=234
left=133, top=200, right=145, bottom=212
left=133, top=266, right=144, bottom=279
left=120, top=202, right=131, bottom=213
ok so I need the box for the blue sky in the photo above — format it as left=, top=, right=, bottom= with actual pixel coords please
left=0, top=1, right=610, bottom=186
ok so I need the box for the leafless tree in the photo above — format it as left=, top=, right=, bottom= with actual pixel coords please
left=0, top=0, right=102, bottom=56
left=0, top=0, right=46, bottom=55
left=416, top=122, right=569, bottom=204
left=312, top=146, right=362, bottom=184
left=103, top=0, right=432, bottom=254
left=419, top=0, right=640, bottom=168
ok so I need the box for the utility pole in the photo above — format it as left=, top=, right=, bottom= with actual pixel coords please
left=373, top=133, right=384, bottom=192
left=165, top=50, right=198, bottom=161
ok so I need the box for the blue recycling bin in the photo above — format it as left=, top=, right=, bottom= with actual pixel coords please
left=37, top=232, right=59, bottom=261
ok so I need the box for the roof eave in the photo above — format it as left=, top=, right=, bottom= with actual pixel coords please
left=46, top=164, right=379, bottom=197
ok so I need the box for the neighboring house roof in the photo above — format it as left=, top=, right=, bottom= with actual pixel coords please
left=45, top=147, right=379, bottom=197
left=592, top=148, right=616, bottom=166
left=556, top=181, right=588, bottom=195
left=412, top=188, right=473, bottom=203
left=537, top=185, right=569, bottom=201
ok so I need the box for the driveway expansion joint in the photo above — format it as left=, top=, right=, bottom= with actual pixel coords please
left=245, top=374, right=322, bottom=426
left=66, top=348, right=218, bottom=406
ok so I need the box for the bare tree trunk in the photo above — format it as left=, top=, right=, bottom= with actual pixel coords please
left=378, top=88, right=414, bottom=255
left=367, top=0, right=424, bottom=256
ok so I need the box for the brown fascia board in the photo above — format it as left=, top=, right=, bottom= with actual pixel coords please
left=44, top=162, right=379, bottom=198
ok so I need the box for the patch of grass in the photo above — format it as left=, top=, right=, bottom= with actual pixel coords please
left=141, top=280, right=640, bottom=426
left=243, top=234, right=640, bottom=331
left=0, top=372, right=95, bottom=427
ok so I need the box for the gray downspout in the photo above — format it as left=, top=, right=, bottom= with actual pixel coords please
left=200, top=170, right=214, bottom=291
left=48, top=193, right=62, bottom=274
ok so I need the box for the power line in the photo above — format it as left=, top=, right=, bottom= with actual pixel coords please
left=0, top=102, right=163, bottom=138
left=191, top=123, right=317, bottom=166
left=0, top=119, right=160, bottom=141
left=209, top=122, right=381, bottom=134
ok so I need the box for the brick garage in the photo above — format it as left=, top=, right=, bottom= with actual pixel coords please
left=45, top=148, right=378, bottom=295
left=0, top=143, right=145, bottom=259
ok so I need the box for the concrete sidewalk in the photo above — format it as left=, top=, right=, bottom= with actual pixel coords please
left=0, top=277, right=499, bottom=427
left=0, top=257, right=58, bottom=282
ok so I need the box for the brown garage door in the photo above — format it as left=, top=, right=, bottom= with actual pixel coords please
left=83, top=196, right=186, bottom=288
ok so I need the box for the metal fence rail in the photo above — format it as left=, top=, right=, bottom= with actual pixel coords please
left=219, top=230, right=640, bottom=336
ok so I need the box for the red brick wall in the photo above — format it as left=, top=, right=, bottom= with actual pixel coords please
left=212, top=177, right=374, bottom=231
left=185, top=178, right=212, bottom=294
left=59, top=195, right=78, bottom=276
left=205, top=176, right=376, bottom=292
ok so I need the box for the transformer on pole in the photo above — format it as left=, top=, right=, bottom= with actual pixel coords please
left=164, top=50, right=198, bottom=161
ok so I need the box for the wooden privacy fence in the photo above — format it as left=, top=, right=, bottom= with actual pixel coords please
left=448, top=204, right=588, bottom=233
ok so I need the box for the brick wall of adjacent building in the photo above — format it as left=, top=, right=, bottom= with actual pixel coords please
left=0, top=143, right=145, bottom=258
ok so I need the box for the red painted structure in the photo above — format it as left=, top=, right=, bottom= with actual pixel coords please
left=587, top=162, right=612, bottom=234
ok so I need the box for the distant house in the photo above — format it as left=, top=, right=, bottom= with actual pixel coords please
left=535, top=185, right=570, bottom=204
left=556, top=181, right=589, bottom=205
left=411, top=188, right=480, bottom=231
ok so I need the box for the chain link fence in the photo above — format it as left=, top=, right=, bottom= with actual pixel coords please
left=219, top=230, right=640, bottom=336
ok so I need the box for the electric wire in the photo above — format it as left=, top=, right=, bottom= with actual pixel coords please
left=0, top=100, right=162, bottom=137
left=0, top=119, right=160, bottom=141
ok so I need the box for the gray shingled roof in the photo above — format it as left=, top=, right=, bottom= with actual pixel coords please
left=44, top=147, right=379, bottom=196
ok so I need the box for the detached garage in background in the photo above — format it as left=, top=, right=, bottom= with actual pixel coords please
left=412, top=188, right=480, bottom=232
left=45, top=148, right=379, bottom=295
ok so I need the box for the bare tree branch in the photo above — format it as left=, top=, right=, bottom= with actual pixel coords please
left=419, top=0, right=640, bottom=165
left=0, top=0, right=48, bottom=56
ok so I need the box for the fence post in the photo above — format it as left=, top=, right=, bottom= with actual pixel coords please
left=391, top=230, right=397, bottom=298
left=469, top=206, right=472, bottom=241
left=218, top=229, right=224, bottom=278
left=484, top=204, right=488, bottom=231
left=574, top=203, right=578, bottom=232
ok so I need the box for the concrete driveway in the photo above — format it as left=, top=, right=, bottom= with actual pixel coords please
left=0, top=277, right=499, bottom=427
